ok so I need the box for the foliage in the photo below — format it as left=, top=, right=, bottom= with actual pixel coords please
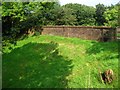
left=63, top=3, right=96, bottom=26
left=3, top=35, right=118, bottom=88
left=117, top=3, right=120, bottom=27
left=95, top=4, right=106, bottom=26
left=57, top=7, right=77, bottom=25
left=2, top=2, right=60, bottom=47
left=104, top=5, right=118, bottom=27
left=2, top=2, right=59, bottom=36
left=2, top=2, right=28, bottom=40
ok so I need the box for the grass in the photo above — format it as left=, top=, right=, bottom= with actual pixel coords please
left=2, top=35, right=119, bottom=88
left=117, top=33, right=120, bottom=37
left=0, top=6, right=1, bottom=13
left=0, top=6, right=1, bottom=20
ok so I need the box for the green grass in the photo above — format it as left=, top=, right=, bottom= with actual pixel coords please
left=117, top=33, right=120, bottom=37
left=0, top=6, right=1, bottom=14
left=3, top=35, right=119, bottom=88
left=0, top=6, right=1, bottom=20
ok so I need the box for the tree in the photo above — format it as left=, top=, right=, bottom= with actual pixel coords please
left=55, top=7, right=77, bottom=25
left=118, top=2, right=120, bottom=27
left=44, top=4, right=77, bottom=25
left=63, top=3, right=96, bottom=26
left=104, top=5, right=118, bottom=27
left=2, top=2, right=28, bottom=39
left=2, top=1, right=61, bottom=51
left=2, top=1, right=60, bottom=40
left=95, top=4, right=106, bottom=26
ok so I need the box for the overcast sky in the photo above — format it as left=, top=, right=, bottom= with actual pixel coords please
left=59, top=0, right=120, bottom=7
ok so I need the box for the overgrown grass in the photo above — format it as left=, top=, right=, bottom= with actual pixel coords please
left=2, top=35, right=119, bottom=88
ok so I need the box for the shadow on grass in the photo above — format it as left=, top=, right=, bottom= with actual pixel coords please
left=86, top=41, right=118, bottom=55
left=86, top=41, right=119, bottom=87
left=3, top=42, right=73, bottom=88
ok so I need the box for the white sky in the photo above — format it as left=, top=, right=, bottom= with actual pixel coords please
left=59, top=0, right=120, bottom=7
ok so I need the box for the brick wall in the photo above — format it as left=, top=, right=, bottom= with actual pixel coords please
left=42, top=26, right=116, bottom=41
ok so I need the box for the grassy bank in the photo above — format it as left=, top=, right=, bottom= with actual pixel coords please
left=2, top=35, right=119, bottom=88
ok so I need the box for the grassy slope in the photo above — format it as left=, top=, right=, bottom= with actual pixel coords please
left=3, top=35, right=118, bottom=88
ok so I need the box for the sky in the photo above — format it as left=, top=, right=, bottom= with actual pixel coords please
left=59, top=0, right=120, bottom=7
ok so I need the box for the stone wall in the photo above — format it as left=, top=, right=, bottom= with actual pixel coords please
left=42, top=26, right=116, bottom=41
left=116, top=27, right=120, bottom=39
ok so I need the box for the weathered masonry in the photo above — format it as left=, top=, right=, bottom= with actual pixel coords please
left=116, top=27, right=120, bottom=39
left=42, top=26, right=116, bottom=41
